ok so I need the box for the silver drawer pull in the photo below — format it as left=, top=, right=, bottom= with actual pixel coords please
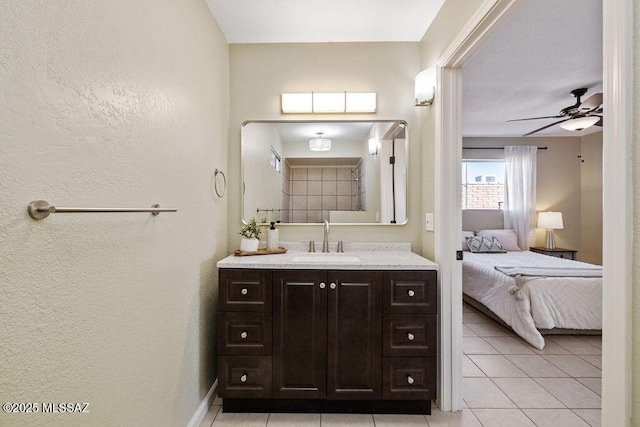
left=240, top=374, right=247, bottom=383
left=330, top=282, right=337, bottom=290
left=320, top=282, right=326, bottom=289
left=407, top=289, right=415, bottom=297
left=240, top=331, right=248, bottom=339
left=241, top=288, right=248, bottom=295
left=407, top=333, right=415, bottom=341
left=407, top=375, right=414, bottom=385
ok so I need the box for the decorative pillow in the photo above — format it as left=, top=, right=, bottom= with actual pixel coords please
left=465, top=236, right=506, bottom=253
left=462, top=231, right=475, bottom=251
left=476, top=229, right=521, bottom=251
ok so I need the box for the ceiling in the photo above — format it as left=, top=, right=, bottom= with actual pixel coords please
left=206, top=0, right=603, bottom=138
left=463, top=0, right=603, bottom=137
left=204, top=0, right=445, bottom=43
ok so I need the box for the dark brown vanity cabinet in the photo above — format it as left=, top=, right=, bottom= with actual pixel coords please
left=217, top=268, right=437, bottom=413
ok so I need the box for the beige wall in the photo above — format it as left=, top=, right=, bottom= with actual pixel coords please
left=579, top=132, right=603, bottom=264
left=463, top=136, right=603, bottom=263
left=229, top=43, right=423, bottom=251
left=632, top=0, right=639, bottom=423
left=419, top=0, right=486, bottom=259
left=0, top=1, right=229, bottom=426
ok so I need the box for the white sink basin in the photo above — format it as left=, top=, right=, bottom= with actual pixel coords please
left=291, top=253, right=362, bottom=264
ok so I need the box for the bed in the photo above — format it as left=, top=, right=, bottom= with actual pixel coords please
left=462, top=210, right=602, bottom=350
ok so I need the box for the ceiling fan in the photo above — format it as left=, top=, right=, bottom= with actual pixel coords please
left=507, top=88, right=603, bottom=136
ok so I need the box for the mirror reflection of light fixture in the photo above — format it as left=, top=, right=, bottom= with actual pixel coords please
left=368, top=137, right=378, bottom=155
left=537, top=211, right=564, bottom=249
left=309, top=132, right=331, bottom=151
left=415, top=67, right=436, bottom=106
left=559, top=116, right=600, bottom=131
left=281, top=92, right=377, bottom=113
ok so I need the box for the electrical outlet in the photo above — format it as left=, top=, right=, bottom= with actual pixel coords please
left=425, top=213, right=434, bottom=231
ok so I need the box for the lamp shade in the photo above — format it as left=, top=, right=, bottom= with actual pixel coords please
left=559, top=116, right=600, bottom=131
left=537, top=211, right=563, bottom=229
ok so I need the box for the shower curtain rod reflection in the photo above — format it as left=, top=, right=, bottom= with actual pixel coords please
left=27, top=200, right=177, bottom=220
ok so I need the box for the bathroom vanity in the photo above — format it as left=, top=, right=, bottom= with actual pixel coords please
left=216, top=243, right=438, bottom=414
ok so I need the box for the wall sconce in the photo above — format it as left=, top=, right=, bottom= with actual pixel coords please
left=368, top=137, right=378, bottom=155
left=537, top=211, right=564, bottom=249
left=415, top=67, right=436, bottom=106
left=281, top=92, right=376, bottom=113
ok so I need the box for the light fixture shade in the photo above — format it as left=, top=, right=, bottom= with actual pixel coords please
left=368, top=137, right=378, bottom=155
left=537, top=211, right=564, bottom=229
left=415, top=67, right=436, bottom=106
left=346, top=92, right=377, bottom=113
left=281, top=93, right=312, bottom=113
left=559, top=116, right=600, bottom=131
left=309, top=132, right=331, bottom=151
left=313, top=93, right=345, bottom=113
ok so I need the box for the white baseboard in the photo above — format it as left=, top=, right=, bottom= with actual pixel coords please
left=187, top=378, right=218, bottom=427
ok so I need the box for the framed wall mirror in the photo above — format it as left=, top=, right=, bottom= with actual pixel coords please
left=242, top=120, right=408, bottom=225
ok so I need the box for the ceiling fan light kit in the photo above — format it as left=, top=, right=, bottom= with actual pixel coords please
left=559, top=116, right=600, bottom=131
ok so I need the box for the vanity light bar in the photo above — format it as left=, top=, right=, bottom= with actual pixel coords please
left=281, top=92, right=376, bottom=114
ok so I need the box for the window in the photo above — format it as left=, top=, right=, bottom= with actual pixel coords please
left=270, top=148, right=281, bottom=173
left=462, top=160, right=505, bottom=210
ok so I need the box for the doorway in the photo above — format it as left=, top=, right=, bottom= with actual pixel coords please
left=435, top=1, right=632, bottom=426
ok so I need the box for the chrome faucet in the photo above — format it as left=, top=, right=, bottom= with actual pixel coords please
left=322, top=220, right=330, bottom=252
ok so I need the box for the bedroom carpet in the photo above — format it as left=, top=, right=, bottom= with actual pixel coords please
left=199, top=302, right=601, bottom=427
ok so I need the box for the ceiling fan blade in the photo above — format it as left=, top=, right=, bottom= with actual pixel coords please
left=523, top=119, right=569, bottom=136
left=594, top=116, right=603, bottom=127
left=506, top=115, right=562, bottom=122
left=579, top=92, right=603, bottom=112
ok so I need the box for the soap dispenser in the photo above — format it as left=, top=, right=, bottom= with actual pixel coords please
left=266, top=222, right=279, bottom=251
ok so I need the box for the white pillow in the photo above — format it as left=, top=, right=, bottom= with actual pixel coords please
left=462, top=231, right=475, bottom=251
left=476, top=229, right=521, bottom=251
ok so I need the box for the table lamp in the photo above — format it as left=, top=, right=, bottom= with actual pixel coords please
left=537, top=211, right=564, bottom=249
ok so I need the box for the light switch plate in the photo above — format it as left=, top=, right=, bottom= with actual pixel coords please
left=425, top=213, right=434, bottom=231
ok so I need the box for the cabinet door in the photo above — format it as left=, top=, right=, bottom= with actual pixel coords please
left=272, top=270, right=327, bottom=399
left=327, top=270, right=382, bottom=400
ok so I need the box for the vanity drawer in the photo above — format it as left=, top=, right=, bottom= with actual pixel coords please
left=383, top=314, right=437, bottom=357
left=383, top=271, right=436, bottom=314
left=218, top=312, right=272, bottom=355
left=218, top=356, right=272, bottom=399
left=382, top=357, right=436, bottom=400
left=219, top=269, right=272, bottom=312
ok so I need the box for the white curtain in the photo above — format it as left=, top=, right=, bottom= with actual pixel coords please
left=504, top=146, right=537, bottom=250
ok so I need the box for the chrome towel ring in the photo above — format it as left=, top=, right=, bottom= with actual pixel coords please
left=214, top=169, right=226, bottom=198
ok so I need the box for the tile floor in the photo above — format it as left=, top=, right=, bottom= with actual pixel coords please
left=200, top=302, right=601, bottom=427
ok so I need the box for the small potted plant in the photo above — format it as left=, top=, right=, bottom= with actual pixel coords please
left=239, top=218, right=262, bottom=252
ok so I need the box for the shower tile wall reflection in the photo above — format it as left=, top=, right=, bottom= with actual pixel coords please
left=288, top=166, right=365, bottom=223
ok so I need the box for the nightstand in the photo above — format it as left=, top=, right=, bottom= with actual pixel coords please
left=529, top=247, right=577, bottom=260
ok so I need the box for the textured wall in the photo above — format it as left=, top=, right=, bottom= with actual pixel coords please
left=632, top=0, right=639, bottom=423
left=228, top=43, right=422, bottom=252
left=419, top=0, right=486, bottom=259
left=0, top=1, right=229, bottom=426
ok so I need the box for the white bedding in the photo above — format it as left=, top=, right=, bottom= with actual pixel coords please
left=463, top=251, right=602, bottom=349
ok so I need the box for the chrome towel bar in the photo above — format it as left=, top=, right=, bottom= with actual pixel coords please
left=27, top=200, right=177, bottom=220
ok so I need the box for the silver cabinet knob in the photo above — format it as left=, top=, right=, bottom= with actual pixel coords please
left=240, top=331, right=248, bottom=339
left=407, top=375, right=414, bottom=385
left=320, top=282, right=326, bottom=289
left=330, top=282, right=337, bottom=290
left=407, top=289, right=415, bottom=297
left=241, top=288, right=248, bottom=295
left=407, top=333, right=415, bottom=341
left=240, top=374, right=247, bottom=383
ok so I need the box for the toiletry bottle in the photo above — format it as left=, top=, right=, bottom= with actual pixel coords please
left=266, top=222, right=279, bottom=251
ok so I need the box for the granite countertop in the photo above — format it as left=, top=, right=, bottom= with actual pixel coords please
left=217, top=242, right=438, bottom=270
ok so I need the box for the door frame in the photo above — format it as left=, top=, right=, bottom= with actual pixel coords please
left=435, top=1, right=633, bottom=426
